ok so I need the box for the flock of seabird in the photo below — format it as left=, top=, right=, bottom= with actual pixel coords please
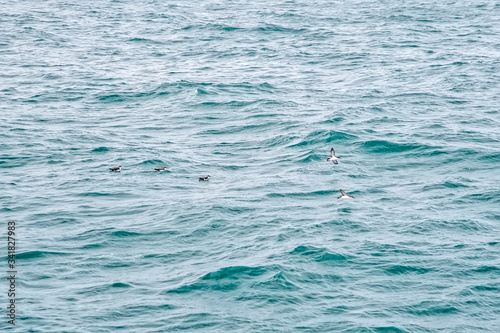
left=325, top=148, right=354, bottom=199
left=109, top=147, right=354, bottom=199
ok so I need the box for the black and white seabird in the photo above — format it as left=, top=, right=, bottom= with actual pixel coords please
left=199, top=175, right=210, bottom=181
left=155, top=166, right=167, bottom=172
left=109, top=166, right=121, bottom=172
left=338, top=189, right=354, bottom=199
left=327, top=148, right=340, bottom=164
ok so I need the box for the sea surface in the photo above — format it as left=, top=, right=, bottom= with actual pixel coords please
left=1, top=0, right=500, bottom=332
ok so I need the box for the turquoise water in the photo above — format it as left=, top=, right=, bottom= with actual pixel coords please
left=1, top=0, right=500, bottom=331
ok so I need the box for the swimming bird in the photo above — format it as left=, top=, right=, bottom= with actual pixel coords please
left=338, top=189, right=354, bottom=199
left=327, top=148, right=340, bottom=164
left=199, top=175, right=210, bottom=181
left=154, top=166, right=167, bottom=172
left=109, top=166, right=121, bottom=172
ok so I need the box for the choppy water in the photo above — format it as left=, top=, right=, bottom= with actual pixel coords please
left=1, top=0, right=500, bottom=332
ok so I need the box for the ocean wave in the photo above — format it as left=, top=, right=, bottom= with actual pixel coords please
left=290, top=245, right=351, bottom=263
left=290, top=130, right=358, bottom=148
left=166, top=265, right=277, bottom=294
left=15, top=251, right=70, bottom=260
left=361, top=140, right=427, bottom=154
left=384, top=264, right=433, bottom=275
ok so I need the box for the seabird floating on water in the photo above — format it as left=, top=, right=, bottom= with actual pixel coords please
left=327, top=148, right=340, bottom=164
left=154, top=166, right=167, bottom=172
left=109, top=166, right=121, bottom=172
left=338, top=189, right=354, bottom=199
left=199, top=175, right=210, bottom=181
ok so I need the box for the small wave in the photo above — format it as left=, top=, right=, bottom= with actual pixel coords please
left=407, top=219, right=487, bottom=234
left=166, top=281, right=235, bottom=294
left=77, top=282, right=133, bottom=294
left=180, top=23, right=242, bottom=32
left=261, top=134, right=298, bottom=148
left=442, top=181, right=469, bottom=188
left=422, top=181, right=469, bottom=191
left=198, top=122, right=274, bottom=136
left=167, top=265, right=272, bottom=294
left=374, top=326, right=407, bottom=333
left=478, top=153, right=500, bottom=162
left=324, top=116, right=345, bottom=123
left=290, top=130, right=357, bottom=147
left=103, top=261, right=133, bottom=269
left=220, top=164, right=247, bottom=171
left=385, top=265, right=433, bottom=275
left=122, top=303, right=177, bottom=312
left=290, top=245, right=350, bottom=263
left=140, top=159, right=165, bottom=165
left=111, top=230, right=142, bottom=238
left=472, top=265, right=499, bottom=273
left=128, top=37, right=162, bottom=44
left=78, top=192, right=113, bottom=197
left=447, top=99, right=468, bottom=105
left=470, top=285, right=498, bottom=292
left=252, top=271, right=299, bottom=291
left=96, top=93, right=125, bottom=102
left=196, top=88, right=210, bottom=95
left=196, top=100, right=257, bottom=108
left=94, top=90, right=157, bottom=103
left=466, top=191, right=500, bottom=203
left=267, top=190, right=336, bottom=198
left=91, top=147, right=109, bottom=153
left=362, top=140, right=422, bottom=153
left=298, top=150, right=324, bottom=163
left=256, top=24, right=307, bottom=34
left=407, top=301, right=459, bottom=316
left=81, top=243, right=105, bottom=250
left=201, top=265, right=267, bottom=281
left=0, top=155, right=31, bottom=168
left=47, top=159, right=64, bottom=165
left=15, top=250, right=69, bottom=260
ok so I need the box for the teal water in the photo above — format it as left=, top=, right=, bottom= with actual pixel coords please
left=1, top=0, right=500, bottom=331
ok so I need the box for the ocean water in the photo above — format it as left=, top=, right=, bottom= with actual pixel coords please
left=1, top=0, right=500, bottom=331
